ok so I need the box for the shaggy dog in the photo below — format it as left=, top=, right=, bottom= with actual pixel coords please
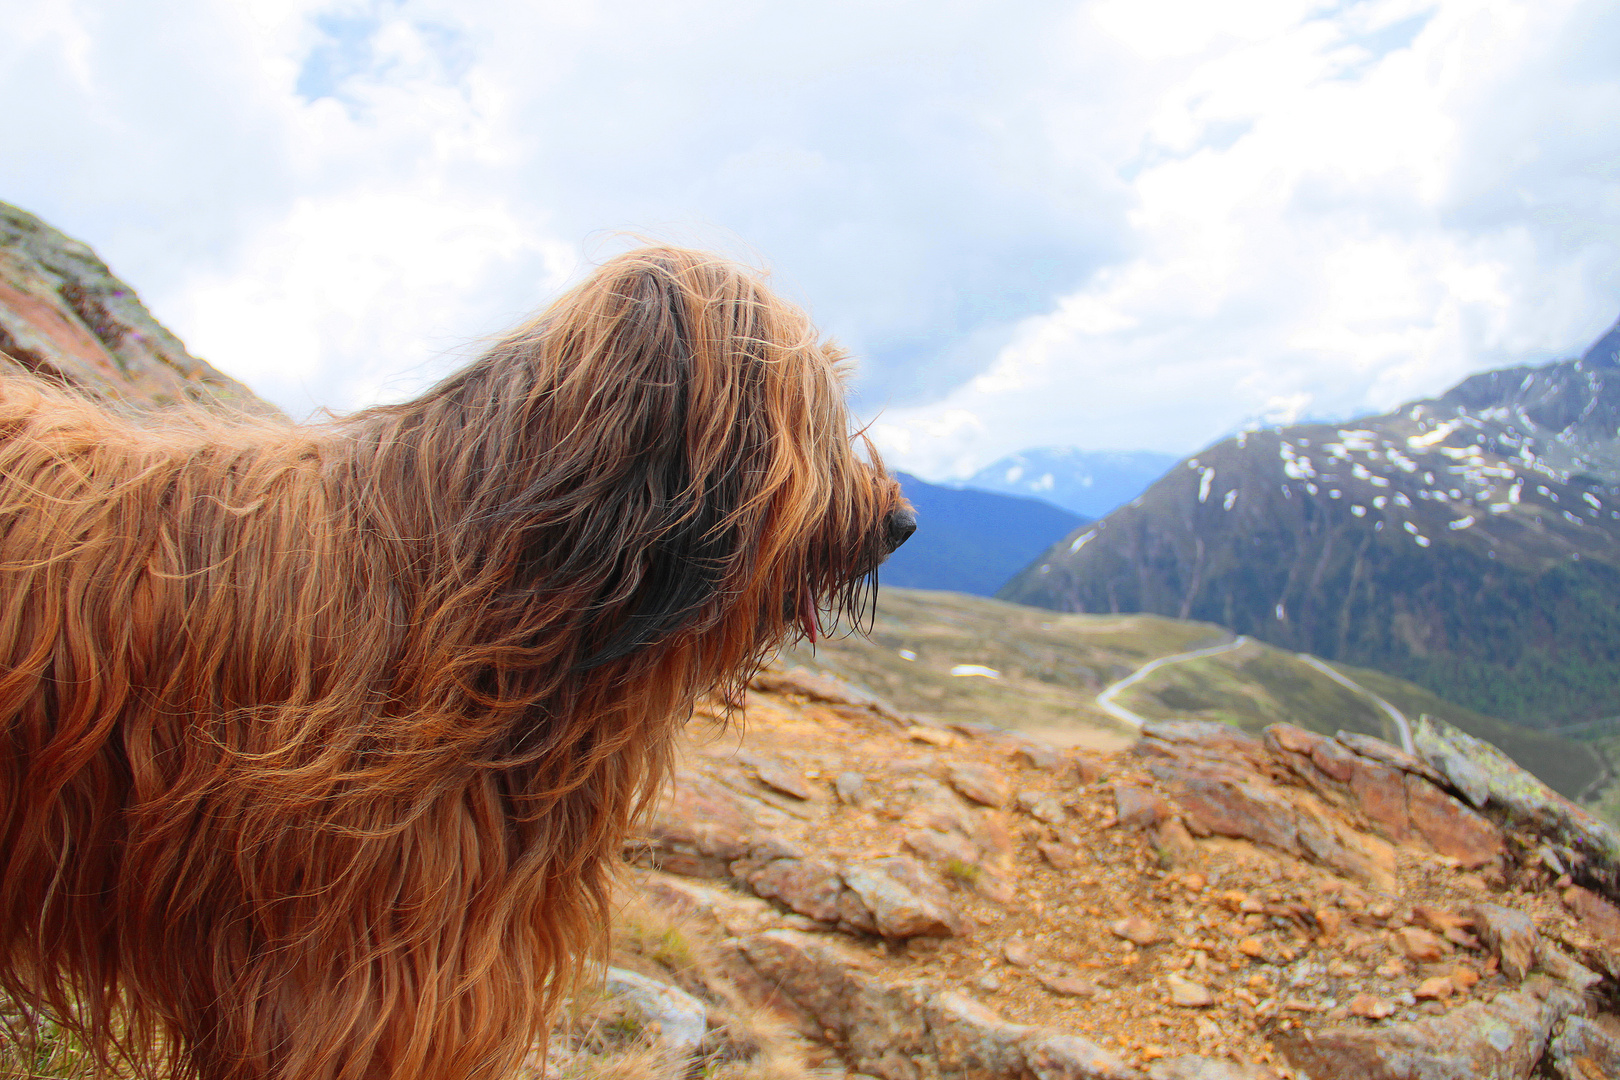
left=0, top=247, right=913, bottom=1080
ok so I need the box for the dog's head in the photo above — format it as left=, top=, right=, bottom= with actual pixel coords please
left=439, top=246, right=911, bottom=682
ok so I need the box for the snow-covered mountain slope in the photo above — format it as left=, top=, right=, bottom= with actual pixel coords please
left=1000, top=316, right=1620, bottom=727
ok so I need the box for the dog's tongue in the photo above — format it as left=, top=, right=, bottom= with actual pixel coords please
left=798, top=584, right=818, bottom=645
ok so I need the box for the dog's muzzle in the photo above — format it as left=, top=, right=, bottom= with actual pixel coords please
left=883, top=505, right=917, bottom=554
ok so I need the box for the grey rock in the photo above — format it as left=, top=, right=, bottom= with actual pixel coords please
left=841, top=856, right=962, bottom=938
left=1425, top=744, right=1493, bottom=809
left=1016, top=789, right=1070, bottom=824
left=835, top=770, right=871, bottom=806
left=948, top=761, right=1012, bottom=808
left=748, top=857, right=846, bottom=923
left=1537, top=942, right=1604, bottom=994
left=603, top=966, right=708, bottom=1052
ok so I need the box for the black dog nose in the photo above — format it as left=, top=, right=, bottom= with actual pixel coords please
left=884, top=505, right=917, bottom=553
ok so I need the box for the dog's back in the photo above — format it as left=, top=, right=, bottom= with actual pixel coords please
left=0, top=247, right=908, bottom=1080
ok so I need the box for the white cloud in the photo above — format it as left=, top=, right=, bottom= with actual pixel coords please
left=174, top=192, right=572, bottom=415
left=0, top=0, right=1614, bottom=474
left=874, top=0, right=1620, bottom=477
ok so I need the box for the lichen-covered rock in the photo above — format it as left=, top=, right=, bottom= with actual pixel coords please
left=0, top=201, right=267, bottom=411
left=1414, top=714, right=1620, bottom=898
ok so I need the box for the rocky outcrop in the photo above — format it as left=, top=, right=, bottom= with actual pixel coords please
left=1415, top=713, right=1620, bottom=896
left=0, top=201, right=267, bottom=411
left=591, top=668, right=1620, bottom=1079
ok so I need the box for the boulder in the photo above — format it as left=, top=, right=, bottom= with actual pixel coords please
left=748, top=858, right=846, bottom=923
left=1414, top=715, right=1620, bottom=898
left=632, top=769, right=800, bottom=878
left=737, top=929, right=1140, bottom=1080
left=1258, top=722, right=1505, bottom=871
left=1404, top=773, right=1503, bottom=868
left=841, top=856, right=963, bottom=938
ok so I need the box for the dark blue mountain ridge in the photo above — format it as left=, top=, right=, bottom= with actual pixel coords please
left=880, top=473, right=1086, bottom=597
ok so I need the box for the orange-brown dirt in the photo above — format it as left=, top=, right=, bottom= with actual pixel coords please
left=522, top=666, right=1620, bottom=1079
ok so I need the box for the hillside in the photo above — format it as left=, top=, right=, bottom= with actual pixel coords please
left=0, top=201, right=266, bottom=410
left=966, top=447, right=1179, bottom=518
left=779, top=588, right=1610, bottom=811
left=878, top=473, right=1086, bottom=596
left=1001, top=316, right=1620, bottom=728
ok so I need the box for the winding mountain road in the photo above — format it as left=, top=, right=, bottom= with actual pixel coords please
left=1294, top=653, right=1415, bottom=754
left=1094, top=636, right=1249, bottom=729
left=1093, top=636, right=1415, bottom=754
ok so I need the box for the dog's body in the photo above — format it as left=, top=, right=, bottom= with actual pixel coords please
left=0, top=248, right=909, bottom=1080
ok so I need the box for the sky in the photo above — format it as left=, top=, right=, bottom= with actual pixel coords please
left=4, top=0, right=1618, bottom=481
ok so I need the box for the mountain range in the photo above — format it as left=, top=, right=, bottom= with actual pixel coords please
left=1002, top=315, right=1620, bottom=727
left=879, top=474, right=1086, bottom=596
left=963, top=446, right=1179, bottom=518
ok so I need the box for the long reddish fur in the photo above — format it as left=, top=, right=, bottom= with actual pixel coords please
left=0, top=247, right=901, bottom=1079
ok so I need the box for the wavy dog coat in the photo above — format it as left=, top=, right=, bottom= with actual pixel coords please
left=0, top=247, right=911, bottom=1080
